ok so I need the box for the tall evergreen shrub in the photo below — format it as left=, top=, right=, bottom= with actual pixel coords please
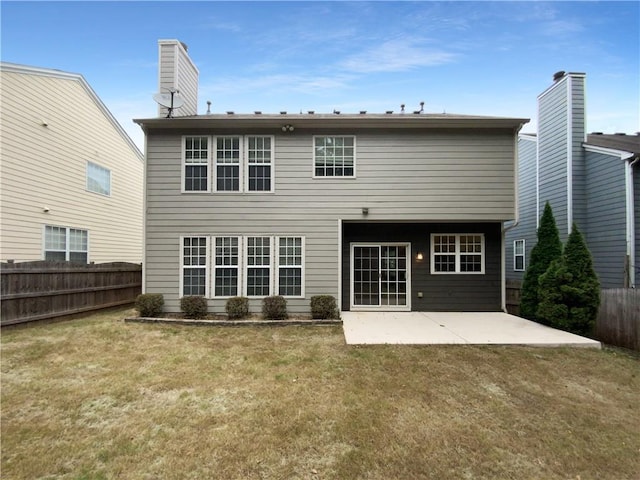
left=520, top=202, right=562, bottom=321
left=537, top=223, right=600, bottom=335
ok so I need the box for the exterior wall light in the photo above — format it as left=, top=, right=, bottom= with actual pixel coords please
left=362, top=207, right=369, bottom=216
left=416, top=252, right=424, bottom=261
left=282, top=124, right=294, bottom=132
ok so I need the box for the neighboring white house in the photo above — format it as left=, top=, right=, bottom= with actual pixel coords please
left=135, top=40, right=528, bottom=315
left=0, top=62, right=144, bottom=264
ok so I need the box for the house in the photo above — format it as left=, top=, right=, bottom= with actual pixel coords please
left=0, top=62, right=144, bottom=264
left=134, top=40, right=528, bottom=315
left=505, top=72, right=640, bottom=289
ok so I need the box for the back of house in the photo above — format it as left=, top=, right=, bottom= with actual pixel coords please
left=136, top=40, right=528, bottom=315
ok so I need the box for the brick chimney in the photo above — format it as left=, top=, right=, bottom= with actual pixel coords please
left=157, top=39, right=199, bottom=117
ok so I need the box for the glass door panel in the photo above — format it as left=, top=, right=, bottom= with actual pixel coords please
left=381, top=246, right=407, bottom=306
left=353, top=246, right=380, bottom=306
left=352, top=244, right=409, bottom=309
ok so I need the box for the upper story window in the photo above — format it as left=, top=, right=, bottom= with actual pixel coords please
left=214, top=136, right=274, bottom=193
left=87, top=161, right=111, bottom=196
left=183, top=136, right=210, bottom=193
left=247, top=136, right=272, bottom=192
left=183, top=135, right=274, bottom=193
left=431, top=234, right=485, bottom=274
left=514, top=239, right=525, bottom=271
left=216, top=136, right=241, bottom=191
left=314, top=136, right=355, bottom=178
left=44, top=225, right=88, bottom=264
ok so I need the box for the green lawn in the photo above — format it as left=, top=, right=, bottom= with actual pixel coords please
left=2, top=307, right=639, bottom=479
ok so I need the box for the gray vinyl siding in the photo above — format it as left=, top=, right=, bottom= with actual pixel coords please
left=570, top=76, right=587, bottom=231
left=505, top=136, right=538, bottom=281
left=145, top=129, right=517, bottom=313
left=538, top=78, right=570, bottom=240
left=635, top=163, right=640, bottom=288
left=341, top=222, right=502, bottom=311
left=585, top=151, right=627, bottom=288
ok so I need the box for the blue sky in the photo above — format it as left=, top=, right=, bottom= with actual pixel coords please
left=2, top=1, right=638, bottom=151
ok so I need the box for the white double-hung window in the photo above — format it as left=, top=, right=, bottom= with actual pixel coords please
left=179, top=235, right=304, bottom=299
left=277, top=237, right=304, bottom=297
left=215, top=136, right=274, bottom=192
left=514, top=239, right=525, bottom=271
left=183, top=136, right=210, bottom=192
left=44, top=225, right=88, bottom=263
left=181, top=236, right=208, bottom=296
left=213, top=236, right=240, bottom=297
left=313, top=136, right=355, bottom=177
left=87, top=161, right=111, bottom=196
left=246, top=236, right=272, bottom=296
left=431, top=234, right=485, bottom=274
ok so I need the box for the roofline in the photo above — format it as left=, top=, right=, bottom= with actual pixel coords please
left=1, top=62, right=144, bottom=162
left=583, top=144, right=636, bottom=161
left=518, top=132, right=537, bottom=142
left=134, top=113, right=529, bottom=132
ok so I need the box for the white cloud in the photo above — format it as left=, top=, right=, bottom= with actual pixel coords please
left=339, top=37, right=457, bottom=73
left=201, top=72, right=354, bottom=99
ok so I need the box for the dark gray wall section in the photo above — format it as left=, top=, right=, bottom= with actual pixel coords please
left=342, top=222, right=502, bottom=312
left=585, top=151, right=627, bottom=288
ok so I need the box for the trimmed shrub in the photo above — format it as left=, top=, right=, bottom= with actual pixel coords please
left=537, top=223, right=600, bottom=336
left=262, top=295, right=288, bottom=320
left=135, top=293, right=164, bottom=317
left=226, top=296, right=249, bottom=319
left=520, top=202, right=563, bottom=321
left=310, top=295, right=340, bottom=319
left=180, top=295, right=208, bottom=319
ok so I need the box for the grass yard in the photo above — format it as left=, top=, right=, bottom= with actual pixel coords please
left=1, top=307, right=639, bottom=480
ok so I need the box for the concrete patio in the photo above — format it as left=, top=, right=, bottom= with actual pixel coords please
left=342, top=311, right=601, bottom=348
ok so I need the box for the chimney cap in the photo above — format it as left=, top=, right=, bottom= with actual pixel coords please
left=553, top=71, right=566, bottom=81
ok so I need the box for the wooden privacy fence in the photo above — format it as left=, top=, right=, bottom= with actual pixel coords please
left=505, top=279, right=522, bottom=316
left=595, top=289, right=640, bottom=352
left=506, top=281, right=640, bottom=351
left=1, top=261, right=142, bottom=326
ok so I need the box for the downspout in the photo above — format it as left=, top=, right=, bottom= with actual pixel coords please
left=337, top=218, right=343, bottom=312
left=626, top=157, right=639, bottom=288
left=141, top=126, right=149, bottom=293
left=502, top=128, right=524, bottom=312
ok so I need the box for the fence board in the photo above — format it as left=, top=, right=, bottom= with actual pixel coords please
left=505, top=282, right=639, bottom=351
left=595, top=289, right=640, bottom=352
left=1, top=261, right=142, bottom=326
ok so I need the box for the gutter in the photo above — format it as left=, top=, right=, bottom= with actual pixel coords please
left=627, top=157, right=639, bottom=288
left=501, top=130, right=524, bottom=312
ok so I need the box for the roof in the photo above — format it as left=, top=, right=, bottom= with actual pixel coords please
left=134, top=112, right=529, bottom=132
left=0, top=62, right=143, bottom=161
left=586, top=133, right=640, bottom=156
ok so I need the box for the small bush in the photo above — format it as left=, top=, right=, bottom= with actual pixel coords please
left=135, top=293, right=164, bottom=317
left=310, top=295, right=340, bottom=319
left=226, top=296, right=249, bottom=319
left=262, top=295, right=288, bottom=320
left=180, top=295, right=208, bottom=319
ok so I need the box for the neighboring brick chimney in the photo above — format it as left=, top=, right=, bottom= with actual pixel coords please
left=157, top=39, right=199, bottom=117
